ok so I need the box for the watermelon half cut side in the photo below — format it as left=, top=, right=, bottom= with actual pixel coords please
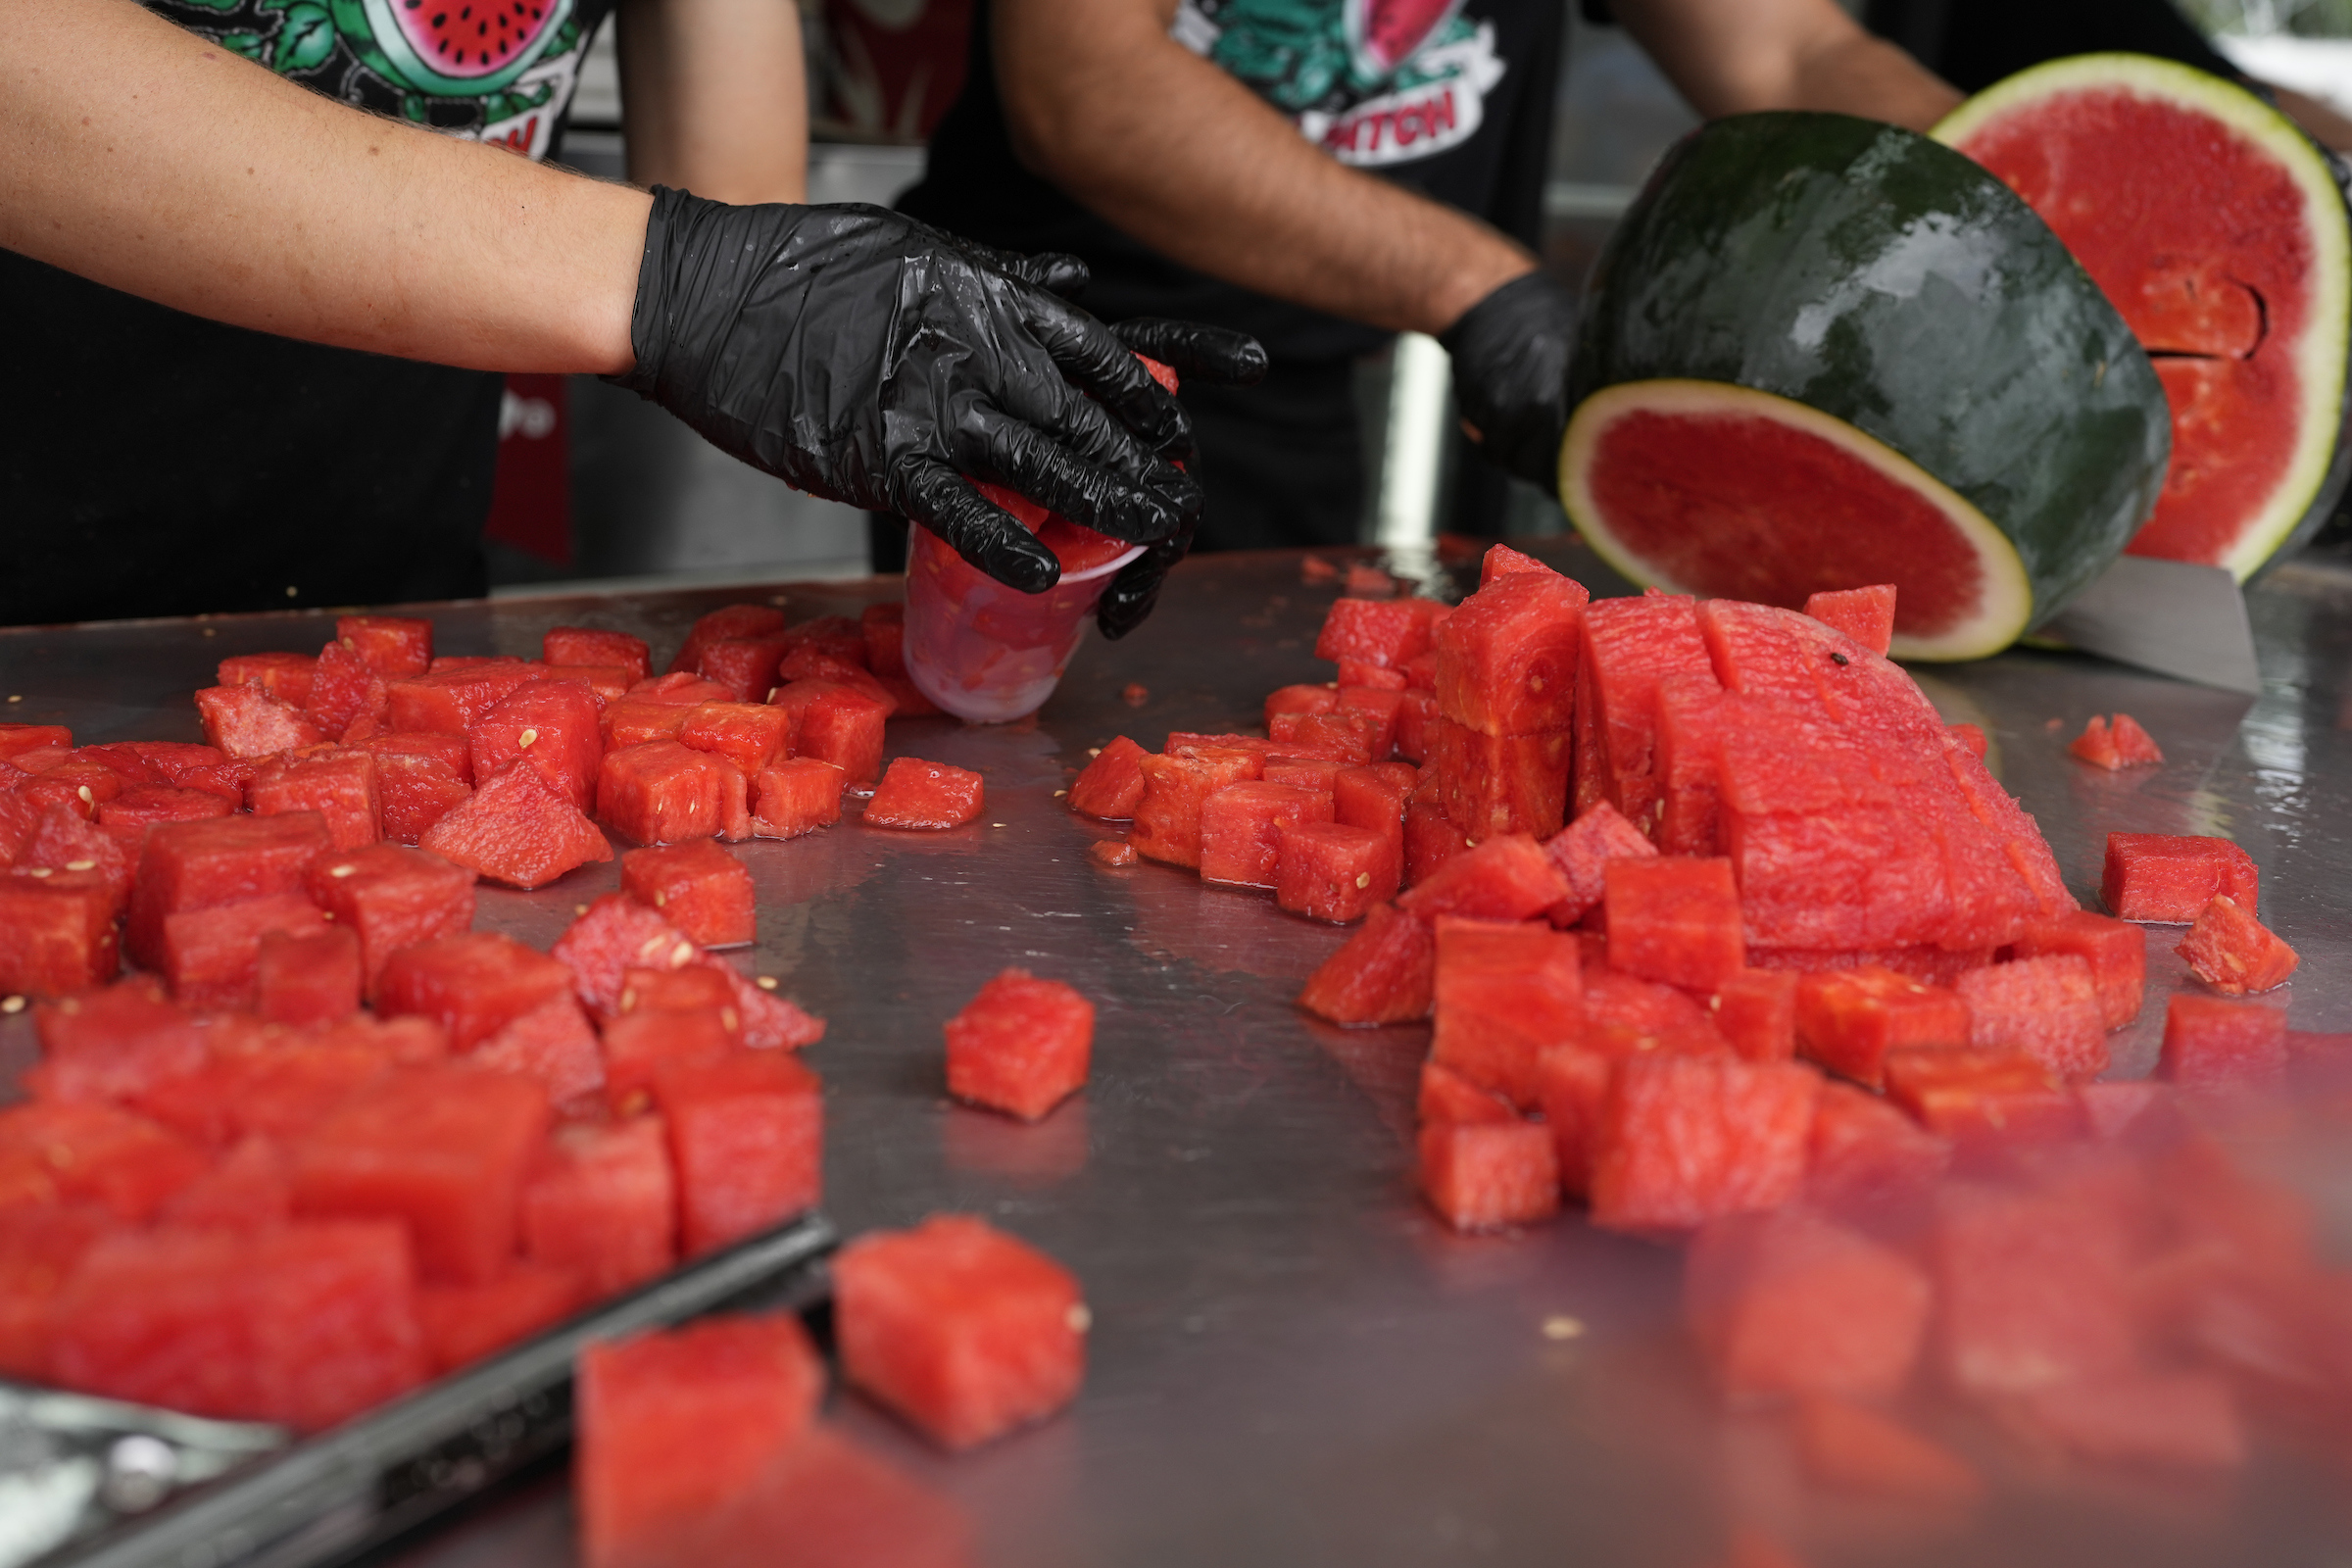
left=1563, top=381, right=2033, bottom=661
left=1560, top=112, right=2171, bottom=660
left=1936, top=55, right=2352, bottom=582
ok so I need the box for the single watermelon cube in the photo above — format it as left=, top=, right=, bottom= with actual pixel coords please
left=1268, top=709, right=1379, bottom=763
left=128, top=811, right=331, bottom=969
left=1402, top=792, right=1470, bottom=887
left=1069, top=736, right=1151, bottom=819
left=2159, top=993, right=2287, bottom=1092
left=575, top=1312, right=825, bottom=1568
left=621, top=840, right=755, bottom=949
left=415, top=1262, right=581, bottom=1373
left=254, top=924, right=363, bottom=1027
left=28, top=976, right=204, bottom=1103
left=1954, top=956, right=2107, bottom=1080
left=603, top=698, right=695, bottom=750
left=291, top=1066, right=551, bottom=1283
left=776, top=639, right=888, bottom=696
left=1336, top=687, right=1405, bottom=759
left=865, top=758, right=986, bottom=831
left=598, top=740, right=746, bottom=846
left=193, top=683, right=326, bottom=759
left=773, top=681, right=890, bottom=785
left=421, top=758, right=614, bottom=888
left=603, top=1006, right=737, bottom=1112
left=304, top=842, right=476, bottom=994
left=1199, top=781, right=1331, bottom=887
left=780, top=612, right=869, bottom=665
left=1603, top=856, right=1743, bottom=992
left=1534, top=1044, right=1617, bottom=1198
left=1589, top=1055, right=1821, bottom=1233
left=1931, top=1181, right=2138, bottom=1397
left=306, top=639, right=388, bottom=738
left=1477, top=543, right=1554, bottom=584
left=1313, top=597, right=1443, bottom=668
left=96, top=782, right=234, bottom=852
left=1792, top=965, right=1970, bottom=1089
left=161, top=891, right=328, bottom=1010
left=1427, top=719, right=1570, bottom=840
left=1418, top=1059, right=1517, bottom=1125
left=2102, top=832, right=2259, bottom=921
left=1296, top=902, right=1434, bottom=1025
left=677, top=702, right=792, bottom=776
left=1805, top=1080, right=1950, bottom=1216
left=386, top=662, right=541, bottom=736
left=377, top=930, right=576, bottom=1051
left=473, top=993, right=606, bottom=1103
left=944, top=968, right=1095, bottom=1121
left=333, top=614, right=433, bottom=677
left=1265, top=685, right=1342, bottom=726
left=1331, top=760, right=1415, bottom=843
left=158, top=1135, right=292, bottom=1230
left=215, top=652, right=317, bottom=707
left=1396, top=834, right=1569, bottom=923
left=1541, top=801, right=1658, bottom=926
left=1274, top=820, right=1400, bottom=922
left=21, top=800, right=133, bottom=910
left=833, top=1214, right=1085, bottom=1450
left=353, top=734, right=474, bottom=845
left=619, top=963, right=738, bottom=1018
left=522, top=1116, right=676, bottom=1298
left=1800, top=584, right=1896, bottom=656
left=552, top=896, right=698, bottom=1020
left=0, top=1205, right=110, bottom=1378
left=2011, top=909, right=2145, bottom=1029
left=670, top=605, right=787, bottom=676
left=697, top=955, right=824, bottom=1052
left=1685, top=1205, right=1931, bottom=1400
left=1130, top=748, right=1264, bottom=869
left=1418, top=1120, right=1560, bottom=1231
left=751, top=758, right=847, bottom=838
left=627, top=672, right=736, bottom=710
left=0, top=1101, right=209, bottom=1218
left=1882, top=1047, right=2081, bottom=1147
left=468, top=679, right=604, bottom=811
left=1708, top=969, right=1798, bottom=1063
left=18, top=759, right=122, bottom=821
left=1336, top=660, right=1406, bottom=691
left=546, top=626, right=652, bottom=682
left=1395, top=689, right=1440, bottom=764
left=1429, top=916, right=1580, bottom=1108
left=0, top=868, right=119, bottom=999
left=655, top=1052, right=823, bottom=1255
left=1431, top=571, right=1588, bottom=737
left=2070, top=712, right=2165, bottom=771
left=860, top=602, right=906, bottom=676
left=2177, top=894, right=2298, bottom=995
left=251, top=747, right=381, bottom=849
left=1264, top=757, right=1344, bottom=795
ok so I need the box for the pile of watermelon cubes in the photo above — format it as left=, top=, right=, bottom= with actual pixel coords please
left=0, top=600, right=1034, bottom=1429
left=1074, top=546, right=2346, bottom=1487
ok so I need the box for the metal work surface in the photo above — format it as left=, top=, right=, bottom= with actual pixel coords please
left=5, top=540, right=2352, bottom=1567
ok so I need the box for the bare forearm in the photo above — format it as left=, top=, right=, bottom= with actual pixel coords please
left=1615, top=0, right=1959, bottom=130
left=999, top=0, right=1529, bottom=336
left=0, top=0, right=646, bottom=373
left=617, top=0, right=808, bottom=201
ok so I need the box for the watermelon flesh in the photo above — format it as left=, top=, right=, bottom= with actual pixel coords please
left=1937, top=56, right=2352, bottom=580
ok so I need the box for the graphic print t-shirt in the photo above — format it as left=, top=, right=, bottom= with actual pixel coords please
left=0, top=0, right=613, bottom=625
left=901, top=0, right=1560, bottom=364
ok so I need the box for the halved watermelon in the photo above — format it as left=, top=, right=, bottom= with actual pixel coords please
left=1936, top=55, right=2352, bottom=581
left=1560, top=112, right=2170, bottom=660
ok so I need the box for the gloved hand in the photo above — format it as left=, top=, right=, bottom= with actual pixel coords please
left=1439, top=270, right=1580, bottom=493
left=612, top=188, right=1200, bottom=594
left=1094, top=318, right=1270, bottom=641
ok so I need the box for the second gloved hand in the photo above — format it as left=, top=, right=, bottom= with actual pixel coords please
left=612, top=188, right=1200, bottom=593
left=1440, top=270, right=1580, bottom=494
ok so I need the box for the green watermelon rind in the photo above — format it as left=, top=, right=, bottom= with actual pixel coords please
left=1934, top=53, right=2352, bottom=584
left=333, top=0, right=573, bottom=99
left=1561, top=380, right=2035, bottom=661
left=1561, top=111, right=2170, bottom=659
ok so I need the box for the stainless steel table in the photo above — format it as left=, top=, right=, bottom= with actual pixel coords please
left=5, top=540, right=2350, bottom=1568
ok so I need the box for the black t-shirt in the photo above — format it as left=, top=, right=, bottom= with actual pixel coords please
left=901, top=0, right=1562, bottom=365
left=0, top=0, right=614, bottom=626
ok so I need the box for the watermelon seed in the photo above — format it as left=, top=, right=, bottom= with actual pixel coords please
left=1355, top=873, right=1370, bottom=889
left=0, top=998, right=21, bottom=1014
left=721, top=1008, right=740, bottom=1031
left=575, top=905, right=588, bottom=914
left=202, top=628, right=216, bottom=638
left=1830, top=653, right=1848, bottom=666
left=671, top=941, right=694, bottom=966
left=4, top=695, right=16, bottom=703
left=755, top=976, right=779, bottom=991
left=76, top=786, right=92, bottom=805
left=1067, top=1303, right=1093, bottom=1333
left=1054, top=790, right=1066, bottom=798
left=1087, top=748, right=1102, bottom=757
left=329, top=863, right=356, bottom=877
left=1541, top=1315, right=1585, bottom=1341
left=25, top=868, right=49, bottom=879
left=64, top=860, right=93, bottom=872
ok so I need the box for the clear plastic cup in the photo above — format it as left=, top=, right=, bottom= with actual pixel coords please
left=903, top=523, right=1146, bottom=723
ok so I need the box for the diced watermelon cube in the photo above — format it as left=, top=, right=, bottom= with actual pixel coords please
left=944, top=968, right=1095, bottom=1121
left=386, top=662, right=542, bottom=736
left=1336, top=687, right=1405, bottom=758
left=160, top=891, right=326, bottom=1011
left=599, top=741, right=746, bottom=846
left=627, top=672, right=736, bottom=709
left=669, top=605, right=787, bottom=676
left=128, top=811, right=331, bottom=970
left=2069, top=712, right=2165, bottom=770
left=95, top=783, right=234, bottom=854
left=194, top=683, right=326, bottom=759
left=1394, top=689, right=1439, bottom=764
left=306, top=639, right=388, bottom=738
left=613, top=840, right=752, bottom=950
left=522, top=1117, right=677, bottom=1298
left=575, top=1312, right=825, bottom=1568
left=655, top=1052, right=823, bottom=1255
left=377, top=931, right=576, bottom=1051
left=1795, top=1396, right=1983, bottom=1503
left=303, top=842, right=476, bottom=994
left=781, top=612, right=871, bottom=665
left=2102, top=832, right=2258, bottom=921
left=1336, top=659, right=1406, bottom=691
left=2159, top=993, right=2287, bottom=1092
left=1417, top=1059, right=1517, bottom=1124
left=2176, top=894, right=2298, bottom=996
left=1800, top=584, right=1896, bottom=656
left=1932, top=1181, right=2139, bottom=1396
left=1577, top=595, right=1714, bottom=828
left=860, top=602, right=906, bottom=676
left=1402, top=791, right=1470, bottom=886
left=1265, top=685, right=1341, bottom=726
left=603, top=698, right=695, bottom=750
left=467, top=679, right=604, bottom=811
left=1274, top=820, right=1400, bottom=922
left=552, top=896, right=699, bottom=1020
left=751, top=758, right=846, bottom=838
left=17, top=759, right=122, bottom=821
left=1130, top=748, right=1264, bottom=869
left=1478, top=543, right=1555, bottom=584
left=1418, top=1120, right=1560, bottom=1231
left=473, top=993, right=606, bottom=1103
left=1429, top=917, right=1580, bottom=1107
left=331, top=614, right=433, bottom=677
left=252, top=924, right=363, bottom=1027
left=1541, top=801, right=1657, bottom=926
left=1312, top=597, right=1444, bottom=668
left=2011, top=909, right=2145, bottom=1029
left=1603, top=856, right=1743, bottom=992
left=353, top=733, right=474, bottom=845
left=415, top=1261, right=581, bottom=1372
left=0, top=790, right=44, bottom=863
left=49, top=1219, right=427, bottom=1430
left=833, top=1214, right=1085, bottom=1450
left=1883, top=1048, right=2081, bottom=1147
left=1685, top=1205, right=1931, bottom=1399
left=1268, top=709, right=1380, bottom=763
left=547, top=626, right=652, bottom=682
left=1264, top=757, right=1344, bottom=794
left=421, top=758, right=613, bottom=889
left=1533, top=1044, right=1615, bottom=1198
left=160, top=1135, right=293, bottom=1230
left=865, top=758, right=986, bottom=831
left=0, top=1205, right=111, bottom=1378
left=1954, top=956, right=2107, bottom=1080
left=27, top=976, right=204, bottom=1102
left=1069, top=736, right=1151, bottom=819
left=1396, top=833, right=1568, bottom=923
left=250, top=747, right=380, bottom=850
left=1432, top=570, right=1588, bottom=736
left=1296, top=902, right=1435, bottom=1025
left=0, top=867, right=119, bottom=1000
left=620, top=963, right=739, bottom=1016
left=215, top=652, right=318, bottom=707
left=772, top=681, right=890, bottom=785
left=1804, top=1080, right=1950, bottom=1218
left=697, top=954, right=824, bottom=1052
left=602, top=1006, right=737, bottom=1112
left=1089, top=840, right=1136, bottom=867
left=1198, top=782, right=1330, bottom=887
left=1708, top=969, right=1798, bottom=1063
left=291, top=1066, right=552, bottom=1283
left=1332, top=761, right=1415, bottom=840
left=677, top=702, right=792, bottom=776
left=0, top=1101, right=210, bottom=1219
left=1426, top=718, right=1570, bottom=840
left=1590, top=1055, right=1821, bottom=1232
left=1792, top=965, right=1970, bottom=1089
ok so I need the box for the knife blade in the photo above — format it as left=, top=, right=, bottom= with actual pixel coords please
left=2032, top=556, right=2263, bottom=696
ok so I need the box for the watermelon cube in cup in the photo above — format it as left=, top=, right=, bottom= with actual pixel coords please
left=833, top=1214, right=1087, bottom=1450
left=903, top=503, right=1143, bottom=723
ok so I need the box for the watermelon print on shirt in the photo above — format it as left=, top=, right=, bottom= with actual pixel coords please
left=144, top=0, right=611, bottom=159
left=1172, top=0, right=1506, bottom=168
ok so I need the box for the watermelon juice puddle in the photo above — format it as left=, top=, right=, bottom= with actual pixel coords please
left=903, top=488, right=1143, bottom=723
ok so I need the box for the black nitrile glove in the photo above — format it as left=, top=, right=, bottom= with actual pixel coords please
left=1439, top=270, right=1580, bottom=494
left=612, top=188, right=1199, bottom=593
left=1094, top=318, right=1269, bottom=641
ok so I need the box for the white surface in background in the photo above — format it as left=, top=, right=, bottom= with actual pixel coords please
left=2216, top=33, right=2352, bottom=110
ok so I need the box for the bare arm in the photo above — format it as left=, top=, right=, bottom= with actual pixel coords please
left=0, top=0, right=646, bottom=372
left=617, top=0, right=808, bottom=200
left=1613, top=0, right=1960, bottom=130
